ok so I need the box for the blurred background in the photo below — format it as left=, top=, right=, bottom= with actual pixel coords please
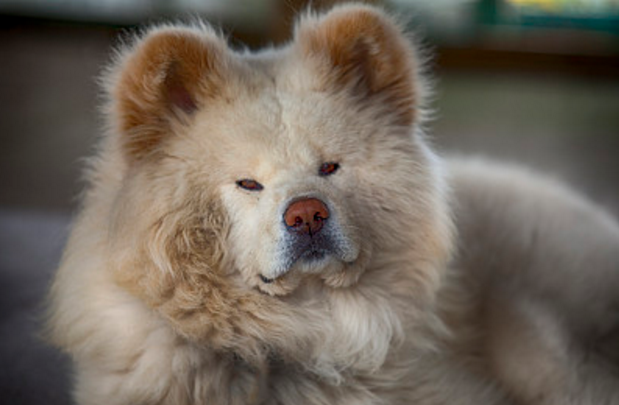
left=0, top=0, right=618, bottom=403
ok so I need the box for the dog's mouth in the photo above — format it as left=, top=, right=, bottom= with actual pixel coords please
left=256, top=242, right=365, bottom=296
left=293, top=244, right=330, bottom=267
left=259, top=274, right=275, bottom=284
left=260, top=241, right=357, bottom=287
left=260, top=248, right=332, bottom=284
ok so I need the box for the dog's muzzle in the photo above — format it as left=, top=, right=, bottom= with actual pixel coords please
left=261, top=197, right=358, bottom=282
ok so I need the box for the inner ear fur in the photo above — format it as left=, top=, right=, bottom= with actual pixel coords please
left=296, top=5, right=418, bottom=127
left=111, top=26, right=228, bottom=162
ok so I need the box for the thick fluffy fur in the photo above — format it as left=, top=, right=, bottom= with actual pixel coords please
left=47, top=4, right=619, bottom=404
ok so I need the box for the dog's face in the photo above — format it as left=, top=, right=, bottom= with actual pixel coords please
left=107, top=5, right=452, bottom=307
left=181, top=79, right=436, bottom=295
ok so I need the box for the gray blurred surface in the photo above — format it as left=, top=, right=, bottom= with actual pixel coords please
left=0, top=21, right=618, bottom=405
left=0, top=210, right=71, bottom=404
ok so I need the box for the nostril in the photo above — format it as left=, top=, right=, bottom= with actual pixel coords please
left=284, top=198, right=330, bottom=235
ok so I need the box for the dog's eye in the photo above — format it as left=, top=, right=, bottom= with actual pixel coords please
left=319, top=162, right=340, bottom=177
left=236, top=179, right=264, bottom=191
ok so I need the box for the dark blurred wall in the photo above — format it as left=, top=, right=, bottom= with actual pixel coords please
left=0, top=20, right=113, bottom=212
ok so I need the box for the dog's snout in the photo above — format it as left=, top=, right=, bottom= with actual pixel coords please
left=284, top=198, right=330, bottom=236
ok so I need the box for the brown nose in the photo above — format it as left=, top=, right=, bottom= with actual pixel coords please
left=284, top=198, right=330, bottom=236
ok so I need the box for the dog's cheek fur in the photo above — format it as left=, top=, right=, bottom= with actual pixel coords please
left=107, top=175, right=266, bottom=360
left=344, top=139, right=453, bottom=300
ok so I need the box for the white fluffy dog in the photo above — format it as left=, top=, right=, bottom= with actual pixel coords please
left=48, top=4, right=619, bottom=404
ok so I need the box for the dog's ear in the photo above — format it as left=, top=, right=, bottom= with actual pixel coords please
left=296, top=5, right=418, bottom=127
left=110, top=27, right=228, bottom=162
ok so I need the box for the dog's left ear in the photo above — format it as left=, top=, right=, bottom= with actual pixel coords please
left=296, top=5, right=418, bottom=127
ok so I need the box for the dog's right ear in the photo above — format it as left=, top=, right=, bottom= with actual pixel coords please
left=109, top=27, right=228, bottom=163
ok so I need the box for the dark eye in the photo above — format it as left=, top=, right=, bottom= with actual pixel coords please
left=319, top=162, right=340, bottom=177
left=236, top=179, right=264, bottom=191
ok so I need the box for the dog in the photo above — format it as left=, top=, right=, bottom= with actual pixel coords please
left=47, top=3, right=619, bottom=404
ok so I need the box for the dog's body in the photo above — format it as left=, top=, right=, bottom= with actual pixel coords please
left=48, top=4, right=619, bottom=404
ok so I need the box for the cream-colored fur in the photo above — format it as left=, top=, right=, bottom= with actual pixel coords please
left=47, top=4, right=619, bottom=404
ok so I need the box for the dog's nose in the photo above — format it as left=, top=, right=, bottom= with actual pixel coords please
left=284, top=198, right=329, bottom=236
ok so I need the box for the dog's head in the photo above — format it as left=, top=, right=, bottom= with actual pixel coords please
left=105, top=4, right=452, bottom=323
